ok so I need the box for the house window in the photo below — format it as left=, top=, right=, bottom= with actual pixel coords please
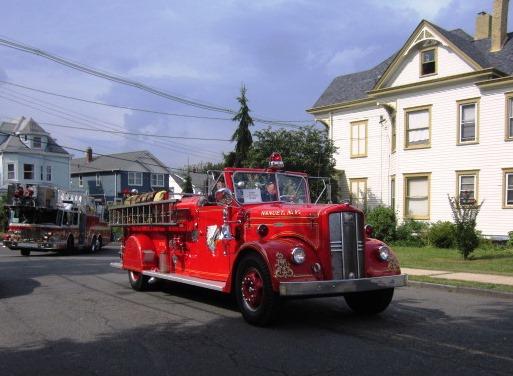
left=33, top=136, right=42, bottom=149
left=506, top=95, right=513, bottom=140
left=390, top=176, right=396, bottom=211
left=350, top=178, right=367, bottom=210
left=23, top=164, right=34, bottom=180
left=7, top=163, right=15, bottom=180
left=456, top=170, right=479, bottom=205
left=404, top=173, right=430, bottom=219
left=420, top=48, right=436, bottom=76
left=504, top=168, right=513, bottom=208
left=350, top=120, right=367, bottom=158
left=79, top=175, right=83, bottom=187
left=128, top=172, right=143, bottom=186
left=46, top=166, right=52, bottom=181
left=458, top=99, right=479, bottom=144
left=405, top=106, right=431, bottom=149
left=151, top=173, right=165, bottom=187
left=96, top=173, right=101, bottom=187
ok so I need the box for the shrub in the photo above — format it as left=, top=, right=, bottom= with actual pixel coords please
left=395, top=219, right=429, bottom=247
left=448, top=195, right=483, bottom=260
left=365, top=206, right=396, bottom=242
left=508, top=231, right=513, bottom=248
left=427, top=221, right=455, bottom=248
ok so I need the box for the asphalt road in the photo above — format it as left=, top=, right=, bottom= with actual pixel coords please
left=1, top=244, right=512, bottom=376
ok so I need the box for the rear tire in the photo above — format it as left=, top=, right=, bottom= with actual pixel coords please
left=344, top=288, right=394, bottom=315
left=20, top=249, right=30, bottom=257
left=235, top=253, right=279, bottom=326
left=128, top=270, right=150, bottom=291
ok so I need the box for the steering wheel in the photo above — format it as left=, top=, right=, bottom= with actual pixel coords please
left=279, top=195, right=296, bottom=203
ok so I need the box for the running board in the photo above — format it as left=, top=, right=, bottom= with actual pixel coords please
left=109, top=262, right=226, bottom=291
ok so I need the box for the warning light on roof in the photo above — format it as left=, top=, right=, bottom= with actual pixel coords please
left=268, top=152, right=284, bottom=169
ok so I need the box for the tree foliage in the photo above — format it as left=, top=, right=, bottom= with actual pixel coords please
left=225, top=85, right=254, bottom=167
left=448, top=195, right=483, bottom=259
left=244, top=125, right=339, bottom=202
left=183, top=173, right=194, bottom=194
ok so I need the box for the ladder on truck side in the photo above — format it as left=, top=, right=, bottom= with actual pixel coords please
left=108, top=199, right=180, bottom=226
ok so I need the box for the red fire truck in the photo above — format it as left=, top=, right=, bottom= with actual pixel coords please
left=3, top=184, right=110, bottom=256
left=109, top=153, right=406, bottom=325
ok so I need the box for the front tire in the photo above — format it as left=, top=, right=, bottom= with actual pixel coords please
left=20, top=249, right=30, bottom=257
left=66, top=235, right=75, bottom=252
left=91, top=236, right=102, bottom=253
left=235, top=254, right=279, bottom=326
left=344, top=288, right=394, bottom=315
left=128, top=270, right=150, bottom=291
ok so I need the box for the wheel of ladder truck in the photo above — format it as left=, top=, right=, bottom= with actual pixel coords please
left=128, top=270, right=150, bottom=291
left=344, top=288, right=394, bottom=315
left=20, top=249, right=30, bottom=257
left=66, top=235, right=75, bottom=253
left=235, top=253, right=279, bottom=326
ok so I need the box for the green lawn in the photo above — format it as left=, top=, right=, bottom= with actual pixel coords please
left=392, top=245, right=513, bottom=276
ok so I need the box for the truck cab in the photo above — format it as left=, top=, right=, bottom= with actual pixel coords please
left=110, top=153, right=407, bottom=325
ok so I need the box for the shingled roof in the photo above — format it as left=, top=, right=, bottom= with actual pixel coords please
left=0, top=117, right=69, bottom=155
left=311, top=22, right=513, bottom=110
left=71, top=150, right=170, bottom=175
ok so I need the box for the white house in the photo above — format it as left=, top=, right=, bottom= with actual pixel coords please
left=0, top=117, right=71, bottom=190
left=308, top=0, right=513, bottom=239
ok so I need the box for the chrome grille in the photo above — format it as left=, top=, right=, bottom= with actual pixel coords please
left=329, top=212, right=364, bottom=279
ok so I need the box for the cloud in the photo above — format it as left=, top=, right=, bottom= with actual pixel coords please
left=369, top=0, right=449, bottom=21
left=321, top=46, right=379, bottom=75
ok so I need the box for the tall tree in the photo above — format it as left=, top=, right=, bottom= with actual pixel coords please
left=183, top=173, right=194, bottom=194
left=244, top=125, right=340, bottom=202
left=225, top=85, right=254, bottom=167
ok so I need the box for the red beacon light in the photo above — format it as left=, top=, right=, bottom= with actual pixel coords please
left=268, top=152, right=284, bottom=169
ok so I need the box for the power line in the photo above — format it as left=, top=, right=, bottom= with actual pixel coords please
left=0, top=37, right=314, bottom=127
left=0, top=91, right=228, bottom=159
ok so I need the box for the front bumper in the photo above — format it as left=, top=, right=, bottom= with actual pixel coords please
left=279, top=274, right=408, bottom=297
left=4, top=240, right=66, bottom=251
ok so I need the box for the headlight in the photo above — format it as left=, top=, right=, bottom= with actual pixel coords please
left=291, top=247, right=306, bottom=264
left=377, top=245, right=390, bottom=261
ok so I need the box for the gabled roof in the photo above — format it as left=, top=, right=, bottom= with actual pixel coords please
left=71, top=150, right=170, bottom=175
left=310, top=20, right=513, bottom=111
left=0, top=117, right=69, bottom=155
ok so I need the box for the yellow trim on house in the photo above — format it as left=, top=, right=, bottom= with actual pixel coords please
left=503, top=168, right=513, bottom=209
left=476, top=76, right=513, bottom=89
left=373, top=20, right=483, bottom=91
left=350, top=119, right=368, bottom=158
left=455, top=169, right=480, bottom=204
left=390, top=175, right=396, bottom=211
left=403, top=172, right=431, bottom=220
left=504, top=92, right=513, bottom=141
left=404, top=104, right=432, bottom=150
left=419, top=46, right=438, bottom=77
left=456, top=97, right=480, bottom=145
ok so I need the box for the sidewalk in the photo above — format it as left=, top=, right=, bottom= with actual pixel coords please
left=402, top=267, right=513, bottom=286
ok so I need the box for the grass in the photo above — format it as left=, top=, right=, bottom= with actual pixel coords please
left=392, top=245, right=513, bottom=276
left=409, top=275, right=513, bottom=294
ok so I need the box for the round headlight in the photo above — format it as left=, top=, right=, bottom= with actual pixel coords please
left=291, top=247, right=306, bottom=264
left=377, top=245, right=390, bottom=261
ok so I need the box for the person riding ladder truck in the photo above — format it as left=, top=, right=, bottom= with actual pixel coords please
left=109, top=153, right=407, bottom=326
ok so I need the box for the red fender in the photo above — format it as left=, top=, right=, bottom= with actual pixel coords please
left=226, top=239, right=320, bottom=293
left=365, top=238, right=401, bottom=277
left=122, top=234, right=156, bottom=272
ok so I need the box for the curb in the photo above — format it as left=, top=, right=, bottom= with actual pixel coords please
left=407, top=280, right=513, bottom=299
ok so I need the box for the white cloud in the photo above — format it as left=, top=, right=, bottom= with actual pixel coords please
left=369, top=0, right=449, bottom=20
left=324, top=46, right=379, bottom=74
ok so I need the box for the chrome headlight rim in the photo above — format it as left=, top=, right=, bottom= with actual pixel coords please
left=291, top=247, right=306, bottom=264
left=377, top=245, right=390, bottom=261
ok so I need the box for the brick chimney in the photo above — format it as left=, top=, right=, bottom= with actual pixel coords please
left=86, top=147, right=93, bottom=163
left=475, top=11, right=492, bottom=40
left=491, top=0, right=509, bottom=52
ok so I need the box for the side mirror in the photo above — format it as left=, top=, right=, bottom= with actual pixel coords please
left=215, top=188, right=234, bottom=206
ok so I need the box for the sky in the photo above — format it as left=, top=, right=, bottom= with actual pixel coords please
left=0, top=0, right=511, bottom=171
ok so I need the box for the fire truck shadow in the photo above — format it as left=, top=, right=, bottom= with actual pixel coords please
left=159, top=281, right=239, bottom=311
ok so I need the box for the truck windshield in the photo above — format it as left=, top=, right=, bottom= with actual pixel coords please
left=232, top=172, right=308, bottom=204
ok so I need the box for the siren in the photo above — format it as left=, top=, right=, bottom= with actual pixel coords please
left=268, top=152, right=284, bottom=169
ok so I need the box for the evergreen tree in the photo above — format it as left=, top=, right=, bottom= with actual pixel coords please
left=225, top=85, right=254, bottom=167
left=183, top=173, right=194, bottom=194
